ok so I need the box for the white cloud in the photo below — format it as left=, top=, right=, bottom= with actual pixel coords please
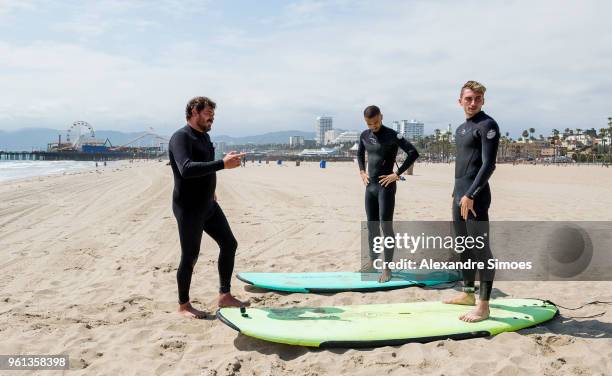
left=0, top=0, right=611, bottom=137
left=0, top=0, right=34, bottom=16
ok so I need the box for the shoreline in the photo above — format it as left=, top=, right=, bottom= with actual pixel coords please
left=0, top=159, right=150, bottom=183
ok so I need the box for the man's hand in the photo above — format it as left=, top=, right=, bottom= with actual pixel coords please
left=360, top=170, right=370, bottom=186
left=378, top=173, right=400, bottom=187
left=223, top=151, right=246, bottom=169
left=460, top=195, right=476, bottom=220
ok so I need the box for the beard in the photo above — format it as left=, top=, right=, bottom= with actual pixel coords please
left=198, top=118, right=213, bottom=132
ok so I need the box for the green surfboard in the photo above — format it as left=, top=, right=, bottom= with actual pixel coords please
left=237, top=271, right=461, bottom=293
left=217, top=298, right=558, bottom=348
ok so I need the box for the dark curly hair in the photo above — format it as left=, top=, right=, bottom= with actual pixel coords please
left=185, top=96, right=216, bottom=120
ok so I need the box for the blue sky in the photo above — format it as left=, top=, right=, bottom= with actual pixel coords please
left=1, top=0, right=611, bottom=138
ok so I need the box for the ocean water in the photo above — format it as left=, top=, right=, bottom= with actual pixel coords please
left=0, top=160, right=111, bottom=182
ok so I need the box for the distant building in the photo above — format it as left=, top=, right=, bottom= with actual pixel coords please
left=216, top=142, right=228, bottom=153
left=333, top=131, right=360, bottom=144
left=404, top=120, right=425, bottom=140
left=564, top=134, right=594, bottom=146
left=392, top=121, right=401, bottom=133
left=78, top=137, right=107, bottom=152
left=446, top=124, right=454, bottom=142
left=540, top=148, right=555, bottom=157
left=510, top=139, right=550, bottom=159
left=289, top=136, right=304, bottom=148
left=214, top=141, right=228, bottom=159
left=596, top=134, right=612, bottom=146
left=393, top=120, right=424, bottom=141
left=315, top=116, right=333, bottom=145
left=303, top=139, right=317, bottom=148
left=324, top=129, right=342, bottom=145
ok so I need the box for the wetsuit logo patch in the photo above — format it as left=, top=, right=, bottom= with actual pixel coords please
left=460, top=128, right=467, bottom=136
left=397, top=133, right=404, bottom=139
left=486, top=129, right=497, bottom=139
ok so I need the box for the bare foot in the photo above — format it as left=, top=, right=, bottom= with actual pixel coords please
left=178, top=302, right=207, bottom=319
left=459, top=301, right=490, bottom=322
left=218, top=293, right=250, bottom=308
left=378, top=268, right=392, bottom=283
left=443, top=292, right=475, bottom=305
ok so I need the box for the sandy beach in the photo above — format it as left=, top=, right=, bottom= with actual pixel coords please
left=0, top=161, right=611, bottom=375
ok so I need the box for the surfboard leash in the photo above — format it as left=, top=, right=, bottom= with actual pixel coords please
left=537, top=299, right=612, bottom=319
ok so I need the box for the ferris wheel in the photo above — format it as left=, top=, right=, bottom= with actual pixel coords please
left=66, top=121, right=95, bottom=146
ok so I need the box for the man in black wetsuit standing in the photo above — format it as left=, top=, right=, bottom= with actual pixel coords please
left=169, top=96, right=247, bottom=319
left=444, top=81, right=500, bottom=322
left=357, top=105, right=419, bottom=282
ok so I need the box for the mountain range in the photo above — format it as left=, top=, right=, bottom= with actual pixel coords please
left=211, top=130, right=315, bottom=145
left=0, top=128, right=318, bottom=151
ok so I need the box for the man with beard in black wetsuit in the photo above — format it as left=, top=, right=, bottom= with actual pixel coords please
left=443, top=81, right=500, bottom=322
left=169, top=96, right=248, bottom=319
left=358, top=105, right=419, bottom=282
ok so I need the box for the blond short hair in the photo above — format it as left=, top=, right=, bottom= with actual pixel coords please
left=460, top=81, right=486, bottom=98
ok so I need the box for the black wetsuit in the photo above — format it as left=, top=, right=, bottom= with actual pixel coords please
left=452, top=111, right=500, bottom=301
left=357, top=125, right=419, bottom=262
left=169, top=125, right=237, bottom=304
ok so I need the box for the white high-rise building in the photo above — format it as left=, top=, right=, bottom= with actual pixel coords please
left=289, top=136, right=304, bottom=147
left=392, top=121, right=401, bottom=133
left=408, top=120, right=425, bottom=140
left=446, top=124, right=454, bottom=142
left=315, top=116, right=333, bottom=145
left=395, top=120, right=424, bottom=141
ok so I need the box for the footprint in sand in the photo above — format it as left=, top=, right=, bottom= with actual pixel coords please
left=160, top=339, right=186, bottom=352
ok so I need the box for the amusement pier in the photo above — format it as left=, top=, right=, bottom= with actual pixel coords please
left=0, top=121, right=169, bottom=161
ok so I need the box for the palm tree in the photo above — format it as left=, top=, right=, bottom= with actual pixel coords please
left=601, top=128, right=609, bottom=164
left=608, top=118, right=612, bottom=163
left=522, top=130, right=529, bottom=141
left=500, top=132, right=511, bottom=160
left=420, top=135, right=433, bottom=161
left=552, top=129, right=559, bottom=144
left=433, top=129, right=441, bottom=161
left=441, top=133, right=449, bottom=162
left=419, top=136, right=427, bottom=158
left=529, top=127, right=536, bottom=141
left=552, top=129, right=560, bottom=162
